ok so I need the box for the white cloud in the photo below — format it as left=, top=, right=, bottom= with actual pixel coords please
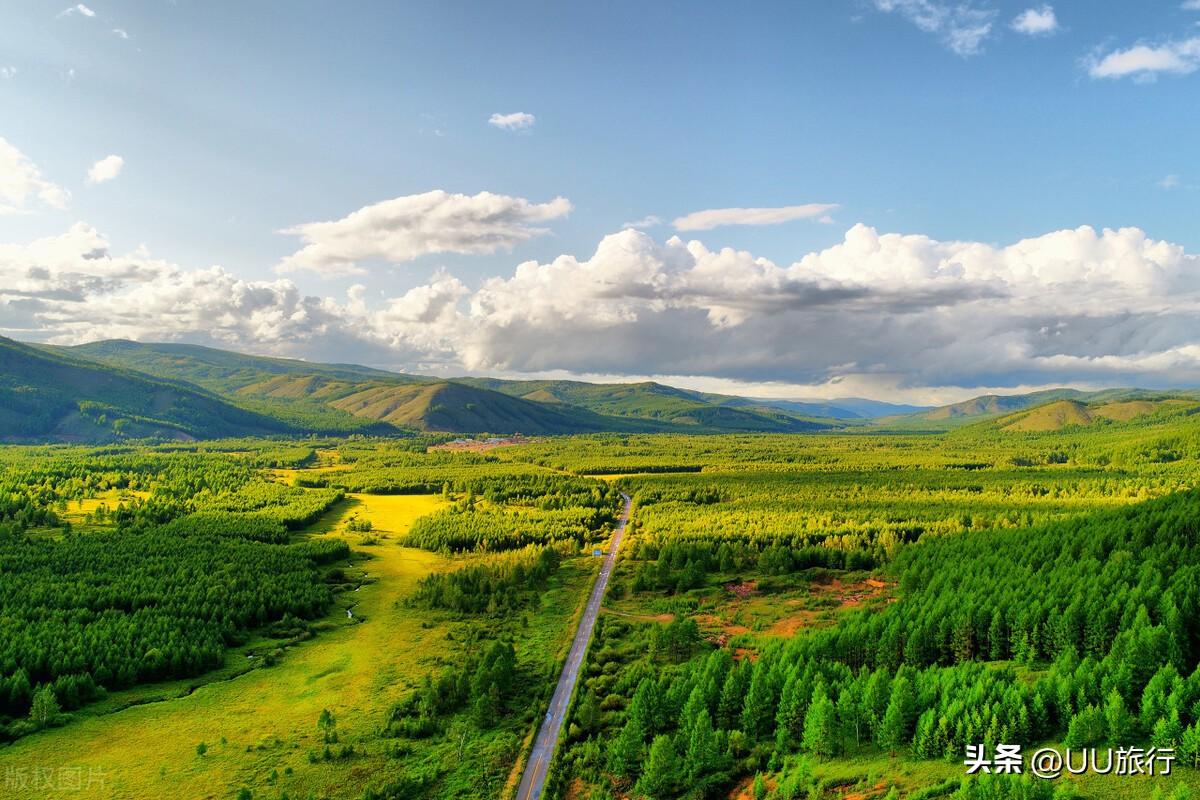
left=872, top=0, right=997, bottom=56
left=57, top=4, right=96, bottom=18
left=623, top=215, right=663, bottom=230
left=86, top=154, right=124, bottom=185
left=488, top=112, right=536, bottom=131
left=112, top=28, right=129, bottom=39
left=448, top=224, right=1200, bottom=390
left=8, top=220, right=1200, bottom=398
left=1183, top=1, right=1200, bottom=10
left=276, top=190, right=572, bottom=276
left=1159, top=174, right=1182, bottom=190
left=1011, top=5, right=1058, bottom=36
left=1087, top=37, right=1200, bottom=80
left=0, top=138, right=69, bottom=214
left=0, top=67, right=15, bottom=80
left=673, top=204, right=838, bottom=231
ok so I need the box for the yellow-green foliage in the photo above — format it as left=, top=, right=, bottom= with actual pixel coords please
left=0, top=494, right=449, bottom=800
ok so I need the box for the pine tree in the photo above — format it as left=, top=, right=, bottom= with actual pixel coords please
left=876, top=675, right=915, bottom=753
left=801, top=685, right=838, bottom=758
left=634, top=734, right=680, bottom=799
left=1103, top=688, right=1131, bottom=743
left=752, top=771, right=767, bottom=800
left=775, top=670, right=805, bottom=752
left=718, top=663, right=749, bottom=729
left=608, top=718, right=645, bottom=779
left=837, top=679, right=864, bottom=748
left=684, top=709, right=718, bottom=787
left=628, top=678, right=661, bottom=732
left=576, top=690, right=600, bottom=733
left=741, top=664, right=774, bottom=739
left=1180, top=723, right=1200, bottom=769
left=1152, top=710, right=1184, bottom=749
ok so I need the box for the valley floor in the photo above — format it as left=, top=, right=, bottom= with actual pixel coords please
left=1, top=494, right=452, bottom=799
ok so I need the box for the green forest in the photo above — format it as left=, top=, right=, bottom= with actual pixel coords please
left=2, top=409, right=1200, bottom=799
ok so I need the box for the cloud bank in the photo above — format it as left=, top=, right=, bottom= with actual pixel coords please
left=5, top=217, right=1200, bottom=399
left=276, top=190, right=572, bottom=276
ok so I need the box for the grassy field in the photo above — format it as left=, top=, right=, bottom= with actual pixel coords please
left=0, top=492, right=450, bottom=800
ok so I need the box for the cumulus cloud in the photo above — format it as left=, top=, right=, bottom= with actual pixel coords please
left=276, top=190, right=572, bottom=276
left=1087, top=37, right=1200, bottom=80
left=7, top=220, right=1200, bottom=398
left=488, top=112, right=536, bottom=131
left=0, top=138, right=69, bottom=214
left=449, top=224, right=1200, bottom=390
left=872, top=0, right=997, bottom=56
left=673, top=204, right=839, bottom=231
left=1011, top=5, right=1058, bottom=36
left=86, top=154, right=124, bottom=185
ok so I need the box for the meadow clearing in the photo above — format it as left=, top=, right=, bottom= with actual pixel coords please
left=1, top=492, right=452, bottom=799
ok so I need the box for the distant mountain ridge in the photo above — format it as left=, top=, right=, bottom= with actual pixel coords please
left=39, top=339, right=844, bottom=438
left=0, top=336, right=1194, bottom=442
left=0, top=337, right=295, bottom=443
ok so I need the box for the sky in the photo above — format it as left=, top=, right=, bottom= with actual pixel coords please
left=1, top=0, right=1199, bottom=405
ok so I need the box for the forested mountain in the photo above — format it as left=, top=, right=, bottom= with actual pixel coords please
left=42, top=340, right=841, bottom=435
left=5, top=337, right=1197, bottom=440
left=996, top=397, right=1200, bottom=432
left=453, top=378, right=841, bottom=430
left=876, top=387, right=1200, bottom=431
left=0, top=336, right=295, bottom=443
left=63, top=340, right=415, bottom=393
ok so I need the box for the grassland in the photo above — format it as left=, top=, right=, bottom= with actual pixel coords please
left=0, top=492, right=452, bottom=800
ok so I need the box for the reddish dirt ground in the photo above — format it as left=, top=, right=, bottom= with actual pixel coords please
left=723, top=579, right=758, bottom=599
left=427, top=435, right=531, bottom=453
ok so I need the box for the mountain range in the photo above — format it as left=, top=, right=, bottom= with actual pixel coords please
left=0, top=336, right=1195, bottom=443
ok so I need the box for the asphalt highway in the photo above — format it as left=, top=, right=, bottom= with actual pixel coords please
left=513, top=491, right=632, bottom=800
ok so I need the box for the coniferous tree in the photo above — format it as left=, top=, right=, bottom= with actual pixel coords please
left=801, top=684, right=838, bottom=758
left=634, top=734, right=680, bottom=799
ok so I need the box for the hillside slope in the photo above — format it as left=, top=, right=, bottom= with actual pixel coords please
left=324, top=381, right=677, bottom=434
left=873, top=387, right=1197, bottom=431
left=64, top=340, right=418, bottom=393
left=61, top=340, right=408, bottom=435
left=998, top=397, right=1199, bottom=432
left=0, top=337, right=295, bottom=443
left=455, top=378, right=837, bottom=432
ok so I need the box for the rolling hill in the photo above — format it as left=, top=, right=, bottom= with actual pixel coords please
left=10, top=337, right=1196, bottom=440
left=35, top=341, right=835, bottom=435
left=64, top=340, right=415, bottom=393
left=455, top=378, right=841, bottom=431
left=0, top=336, right=295, bottom=443
left=872, top=388, right=1200, bottom=431
left=997, top=397, right=1199, bottom=432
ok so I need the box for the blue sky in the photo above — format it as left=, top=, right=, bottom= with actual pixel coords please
left=1, top=1, right=1199, bottom=403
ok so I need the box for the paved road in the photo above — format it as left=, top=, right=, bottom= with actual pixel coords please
left=513, top=492, right=632, bottom=800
